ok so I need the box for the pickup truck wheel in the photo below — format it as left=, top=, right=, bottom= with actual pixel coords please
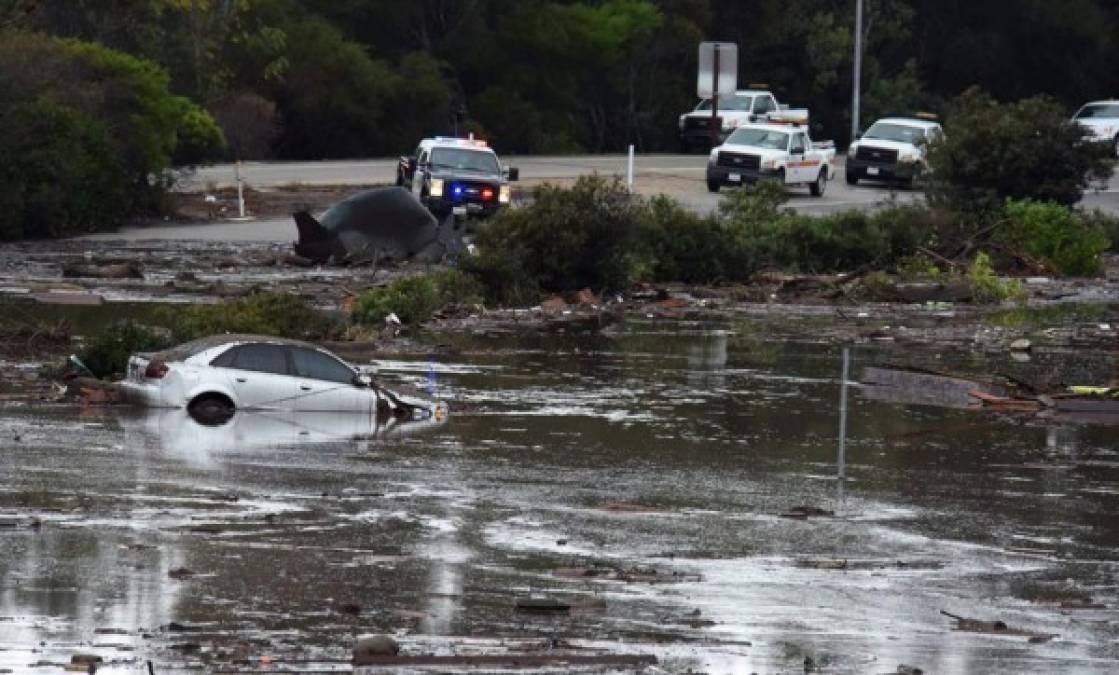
left=810, top=169, right=827, bottom=197
left=1114, top=135, right=1119, bottom=159
left=845, top=170, right=858, bottom=186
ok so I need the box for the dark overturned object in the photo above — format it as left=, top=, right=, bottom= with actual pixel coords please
left=293, top=187, right=465, bottom=265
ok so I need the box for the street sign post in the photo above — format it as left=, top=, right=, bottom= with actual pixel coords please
left=698, top=42, right=738, bottom=147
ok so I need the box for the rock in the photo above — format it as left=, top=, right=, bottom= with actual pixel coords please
left=1010, top=338, right=1032, bottom=352
left=353, top=635, right=400, bottom=660
left=541, top=295, right=567, bottom=311
left=574, top=288, right=599, bottom=306
left=515, top=596, right=572, bottom=613
left=61, top=261, right=143, bottom=279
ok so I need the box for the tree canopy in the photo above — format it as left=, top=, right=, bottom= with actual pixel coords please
left=10, top=0, right=1119, bottom=157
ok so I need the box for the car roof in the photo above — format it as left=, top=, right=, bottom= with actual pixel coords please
left=873, top=117, right=941, bottom=129
left=153, top=334, right=320, bottom=362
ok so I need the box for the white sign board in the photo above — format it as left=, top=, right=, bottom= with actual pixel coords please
left=697, top=42, right=737, bottom=98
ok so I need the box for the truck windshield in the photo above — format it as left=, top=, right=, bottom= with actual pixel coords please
left=725, top=128, right=789, bottom=150
left=697, top=95, right=753, bottom=112
left=431, top=148, right=500, bottom=173
left=863, top=123, right=927, bottom=144
left=1076, top=104, right=1119, bottom=119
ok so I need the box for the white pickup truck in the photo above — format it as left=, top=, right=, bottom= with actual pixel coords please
left=1072, top=100, right=1119, bottom=158
left=678, top=87, right=809, bottom=151
left=706, top=122, right=836, bottom=196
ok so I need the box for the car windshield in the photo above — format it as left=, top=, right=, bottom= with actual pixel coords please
left=430, top=148, right=499, bottom=173
left=725, top=128, right=789, bottom=150
left=863, top=122, right=927, bottom=143
left=1076, top=104, right=1119, bottom=119
left=696, top=95, right=753, bottom=112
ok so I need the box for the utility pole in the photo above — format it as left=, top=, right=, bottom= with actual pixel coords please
left=850, top=0, right=864, bottom=144
left=710, top=44, right=721, bottom=149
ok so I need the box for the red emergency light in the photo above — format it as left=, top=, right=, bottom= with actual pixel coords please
left=481, top=187, right=495, bottom=201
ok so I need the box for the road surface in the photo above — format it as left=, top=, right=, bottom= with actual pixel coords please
left=83, top=155, right=1119, bottom=242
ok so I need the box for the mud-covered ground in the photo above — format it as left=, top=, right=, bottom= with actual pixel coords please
left=2, top=316, right=1119, bottom=673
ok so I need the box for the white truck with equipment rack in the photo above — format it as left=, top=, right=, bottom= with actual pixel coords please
left=678, top=85, right=809, bottom=151
left=705, top=120, right=836, bottom=196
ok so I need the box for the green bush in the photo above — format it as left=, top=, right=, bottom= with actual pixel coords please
left=352, top=269, right=483, bottom=326
left=716, top=185, right=936, bottom=275
left=466, top=176, right=646, bottom=302
left=78, top=322, right=172, bottom=379
left=926, top=88, right=1113, bottom=216
left=997, top=199, right=1110, bottom=276
left=160, top=292, right=337, bottom=342
left=636, top=195, right=729, bottom=283
left=1075, top=208, right=1119, bottom=254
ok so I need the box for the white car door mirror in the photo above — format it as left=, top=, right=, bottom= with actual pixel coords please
left=354, top=373, right=372, bottom=388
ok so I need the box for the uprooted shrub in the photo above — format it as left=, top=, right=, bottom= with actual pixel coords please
left=159, top=292, right=338, bottom=343
left=77, top=321, right=172, bottom=379
left=995, top=199, right=1111, bottom=276
left=352, top=269, right=483, bottom=325
left=968, top=251, right=1027, bottom=304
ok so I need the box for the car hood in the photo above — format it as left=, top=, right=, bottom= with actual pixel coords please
left=714, top=144, right=788, bottom=159
left=853, top=138, right=922, bottom=154
left=1075, top=118, right=1119, bottom=137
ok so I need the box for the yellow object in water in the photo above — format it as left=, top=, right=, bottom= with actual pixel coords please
left=1068, top=386, right=1117, bottom=397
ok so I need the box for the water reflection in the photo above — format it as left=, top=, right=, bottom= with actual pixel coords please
left=118, top=407, right=446, bottom=464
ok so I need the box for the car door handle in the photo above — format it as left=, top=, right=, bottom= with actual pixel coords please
left=300, top=385, right=312, bottom=391
left=235, top=377, right=247, bottom=383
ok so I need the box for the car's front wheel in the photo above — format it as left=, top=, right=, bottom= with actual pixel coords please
left=1114, top=134, right=1119, bottom=159
left=188, top=393, right=236, bottom=426
left=845, top=169, right=858, bottom=186
left=706, top=178, right=720, bottom=193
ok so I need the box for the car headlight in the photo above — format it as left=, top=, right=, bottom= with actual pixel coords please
left=429, top=178, right=444, bottom=197
left=499, top=185, right=511, bottom=204
left=898, top=151, right=919, bottom=163
left=761, top=158, right=778, bottom=170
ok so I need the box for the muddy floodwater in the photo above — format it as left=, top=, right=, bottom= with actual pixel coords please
left=2, top=316, right=1119, bottom=673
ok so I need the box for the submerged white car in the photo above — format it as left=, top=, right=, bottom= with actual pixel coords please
left=120, top=334, right=445, bottom=424
left=1072, top=100, right=1119, bottom=158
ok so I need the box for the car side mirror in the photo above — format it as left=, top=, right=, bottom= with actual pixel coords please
left=353, top=373, right=372, bottom=388
left=505, top=166, right=519, bottom=182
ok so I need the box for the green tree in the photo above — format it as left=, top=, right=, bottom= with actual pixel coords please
left=926, top=88, right=1113, bottom=215
left=0, top=31, right=224, bottom=239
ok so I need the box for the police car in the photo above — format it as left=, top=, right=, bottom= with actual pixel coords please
left=397, top=136, right=519, bottom=218
left=1072, top=100, right=1119, bottom=158
left=845, top=114, right=943, bottom=187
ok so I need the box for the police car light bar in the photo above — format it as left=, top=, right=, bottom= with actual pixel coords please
left=433, top=136, right=489, bottom=147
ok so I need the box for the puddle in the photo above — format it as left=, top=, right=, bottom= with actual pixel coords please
left=1, top=321, right=1118, bottom=672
